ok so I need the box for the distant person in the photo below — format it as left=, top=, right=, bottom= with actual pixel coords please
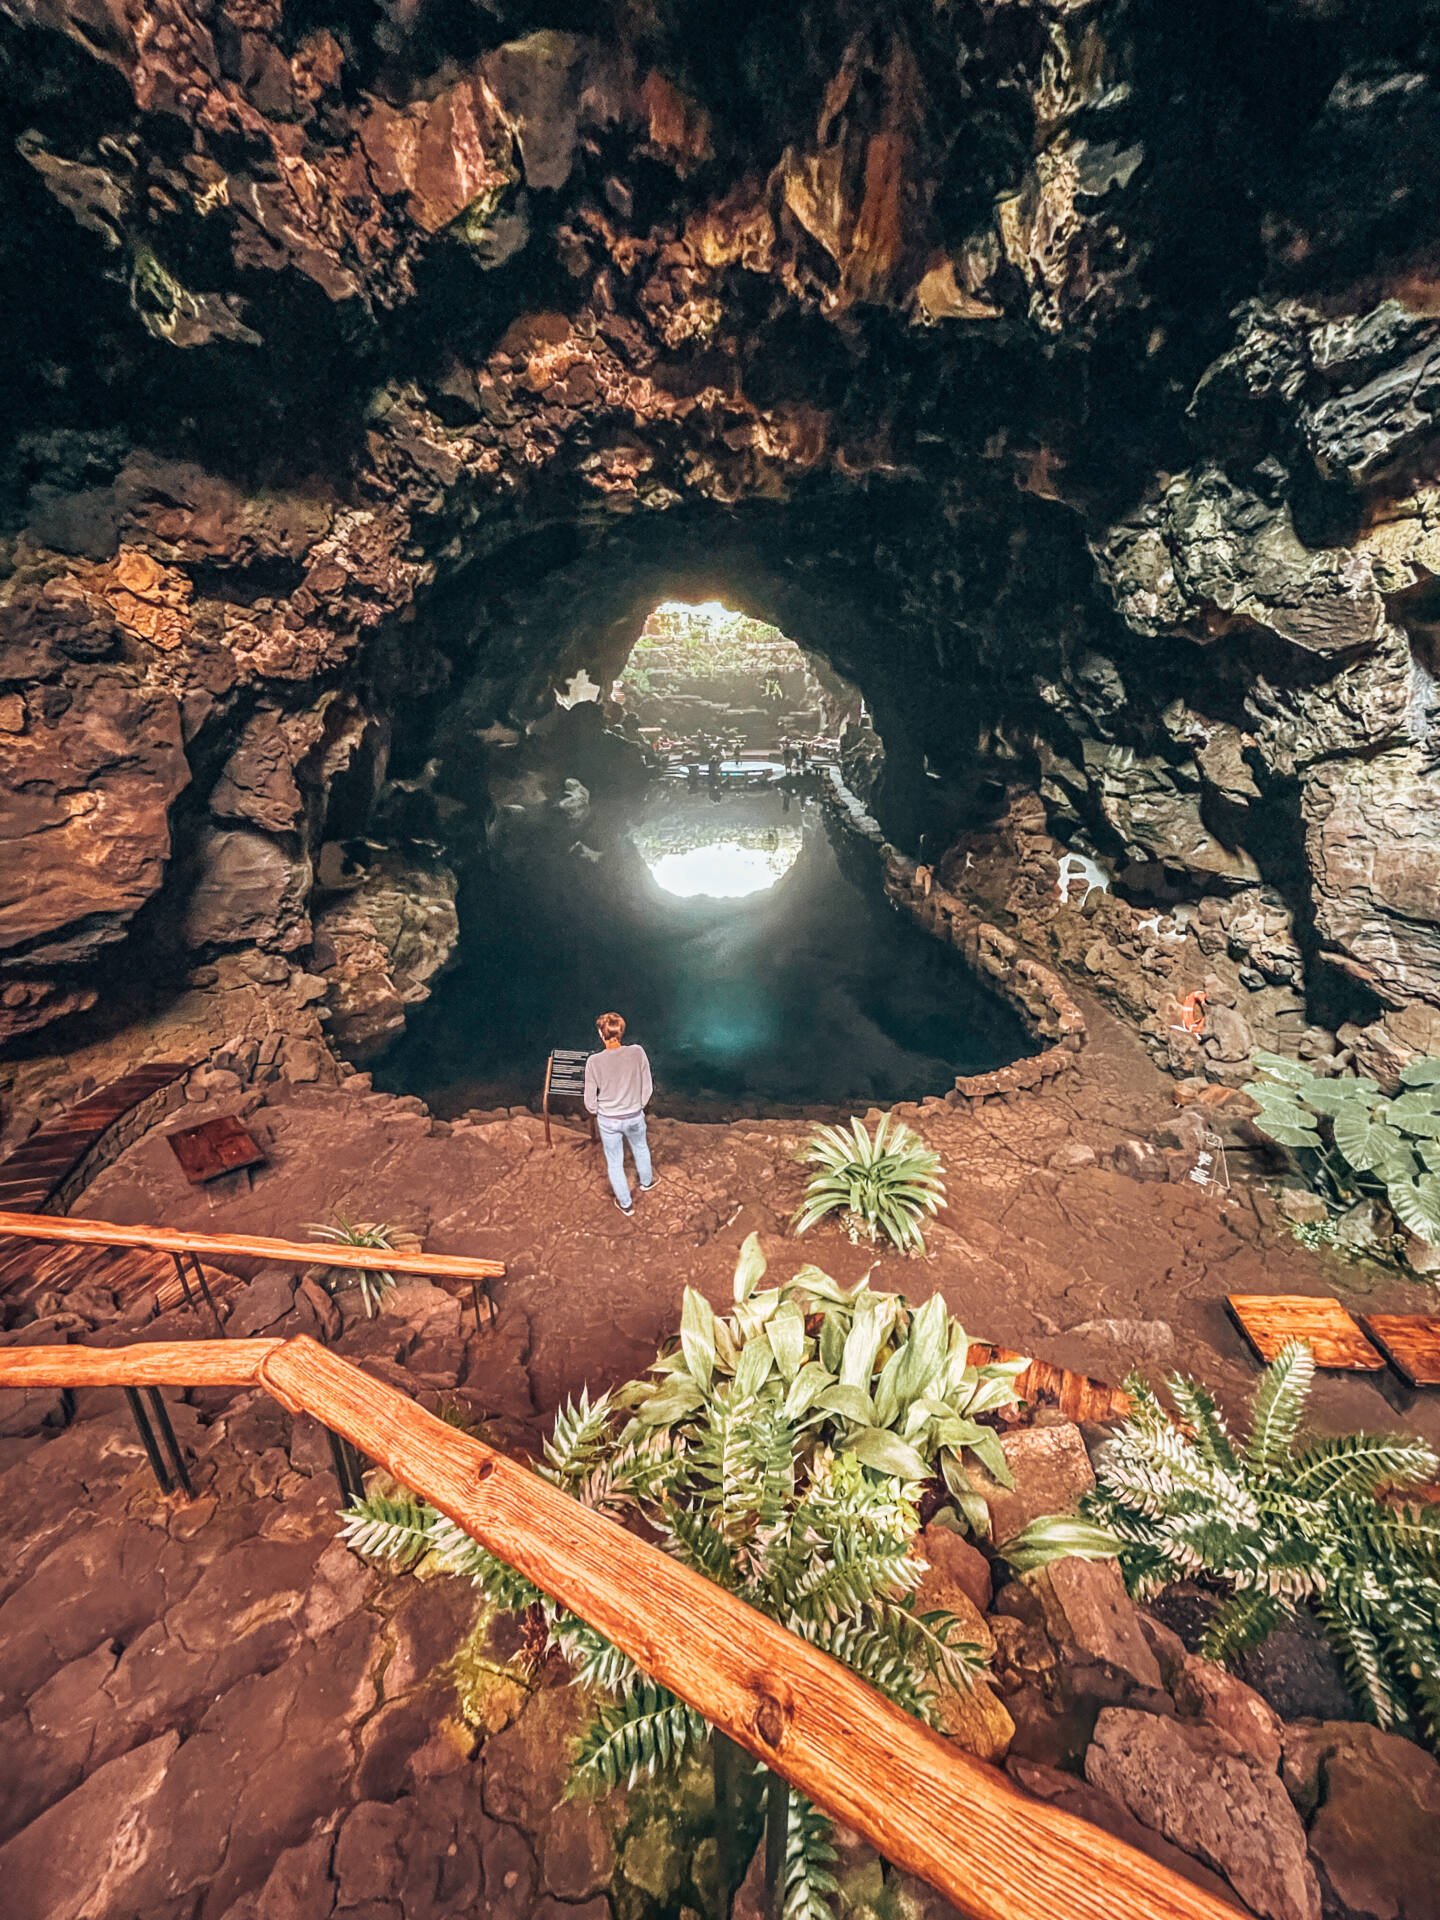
left=798, top=740, right=810, bottom=772
left=782, top=736, right=795, bottom=772
left=916, top=830, right=937, bottom=897
left=584, top=1011, right=655, bottom=1215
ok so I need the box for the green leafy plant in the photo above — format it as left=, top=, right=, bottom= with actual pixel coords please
left=793, top=1116, right=946, bottom=1254
left=306, top=1215, right=399, bottom=1318
left=341, top=1236, right=1024, bottom=1917
left=1285, top=1217, right=1341, bottom=1253
left=1007, top=1341, right=1440, bottom=1751
left=1246, top=1051, right=1440, bottom=1249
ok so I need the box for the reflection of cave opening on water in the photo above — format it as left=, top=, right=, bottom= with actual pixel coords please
left=636, top=814, right=803, bottom=898
left=382, top=788, right=1040, bottom=1116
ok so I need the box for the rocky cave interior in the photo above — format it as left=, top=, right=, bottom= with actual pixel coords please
left=3, top=1, right=1440, bottom=1918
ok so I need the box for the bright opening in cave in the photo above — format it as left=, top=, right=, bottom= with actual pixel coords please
left=622, top=600, right=816, bottom=894
left=615, top=599, right=839, bottom=755
left=377, top=598, right=1036, bottom=1112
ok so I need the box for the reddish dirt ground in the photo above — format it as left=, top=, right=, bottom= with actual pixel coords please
left=79, top=992, right=1440, bottom=1451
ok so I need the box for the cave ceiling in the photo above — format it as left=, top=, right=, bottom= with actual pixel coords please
left=1, top=0, right=1438, bottom=1070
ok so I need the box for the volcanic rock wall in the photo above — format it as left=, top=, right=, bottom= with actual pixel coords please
left=1, top=0, right=1438, bottom=1091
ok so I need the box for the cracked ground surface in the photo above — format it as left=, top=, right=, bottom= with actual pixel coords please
left=1, top=994, right=1437, bottom=1919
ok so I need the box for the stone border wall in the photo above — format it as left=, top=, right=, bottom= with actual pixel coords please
left=820, top=768, right=1086, bottom=1107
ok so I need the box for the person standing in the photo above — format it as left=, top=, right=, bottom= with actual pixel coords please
left=584, top=1011, right=655, bottom=1215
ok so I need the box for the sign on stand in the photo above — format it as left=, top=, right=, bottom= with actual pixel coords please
left=1187, top=1126, right=1230, bottom=1194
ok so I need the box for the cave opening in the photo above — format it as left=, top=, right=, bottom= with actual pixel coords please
left=375, top=592, right=1038, bottom=1116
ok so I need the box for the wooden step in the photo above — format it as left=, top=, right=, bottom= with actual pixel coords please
left=1360, top=1313, right=1440, bottom=1389
left=1227, top=1293, right=1385, bottom=1371
left=0, top=1060, right=192, bottom=1220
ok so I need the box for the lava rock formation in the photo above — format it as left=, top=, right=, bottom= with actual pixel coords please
left=1, top=0, right=1437, bottom=1084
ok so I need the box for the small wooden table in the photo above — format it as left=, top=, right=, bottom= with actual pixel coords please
left=166, top=1115, right=267, bottom=1185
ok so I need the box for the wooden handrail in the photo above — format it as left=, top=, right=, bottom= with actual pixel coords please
left=0, top=1339, right=279, bottom=1389
left=0, top=1209, right=504, bottom=1282
left=0, top=1336, right=1235, bottom=1920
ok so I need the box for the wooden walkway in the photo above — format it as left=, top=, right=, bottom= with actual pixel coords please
left=0, top=1061, right=190, bottom=1212
left=0, top=1233, right=237, bottom=1320
left=0, top=1063, right=205, bottom=1317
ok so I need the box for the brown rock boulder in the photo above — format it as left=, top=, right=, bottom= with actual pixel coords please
left=182, top=828, right=311, bottom=950
left=1304, top=748, right=1440, bottom=1015
left=970, top=1420, right=1096, bottom=1545
left=1006, top=1560, right=1164, bottom=1697
left=1009, top=1759, right=1246, bottom=1912
left=0, top=670, right=187, bottom=967
left=1173, top=1654, right=1283, bottom=1772
left=1087, top=1708, right=1320, bottom=1920
left=915, top=1520, right=994, bottom=1613
left=209, top=710, right=304, bottom=832
left=1283, top=1721, right=1440, bottom=1920
left=932, top=1673, right=1016, bottom=1765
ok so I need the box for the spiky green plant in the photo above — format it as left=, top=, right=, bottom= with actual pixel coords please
left=341, top=1235, right=1023, bottom=1918
left=1245, top=1051, right=1440, bottom=1252
left=306, top=1215, right=399, bottom=1318
left=793, top=1116, right=946, bottom=1254
left=1007, top=1341, right=1440, bottom=1752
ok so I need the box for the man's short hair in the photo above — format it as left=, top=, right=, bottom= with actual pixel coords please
left=596, top=1011, right=627, bottom=1043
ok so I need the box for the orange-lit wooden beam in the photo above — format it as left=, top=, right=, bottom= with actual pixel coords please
left=0, top=1339, right=279, bottom=1389
left=0, top=1209, right=504, bottom=1282
left=0, top=1335, right=1237, bottom=1920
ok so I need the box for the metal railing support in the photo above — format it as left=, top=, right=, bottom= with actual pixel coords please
left=124, top=1386, right=173, bottom=1493
left=323, top=1423, right=366, bottom=1505
left=147, top=1387, right=194, bottom=1496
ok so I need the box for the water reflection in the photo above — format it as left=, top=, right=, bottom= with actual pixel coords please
left=381, top=789, right=1039, bottom=1114
left=636, top=818, right=803, bottom=899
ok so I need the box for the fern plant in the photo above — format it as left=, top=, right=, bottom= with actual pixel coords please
left=306, top=1215, right=399, bottom=1317
left=1245, top=1051, right=1440, bottom=1250
left=341, top=1235, right=1023, bottom=1918
left=1007, top=1341, right=1440, bottom=1752
left=793, top=1115, right=946, bottom=1254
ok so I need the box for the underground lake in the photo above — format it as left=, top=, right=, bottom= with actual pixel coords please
left=379, top=788, right=1038, bottom=1115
